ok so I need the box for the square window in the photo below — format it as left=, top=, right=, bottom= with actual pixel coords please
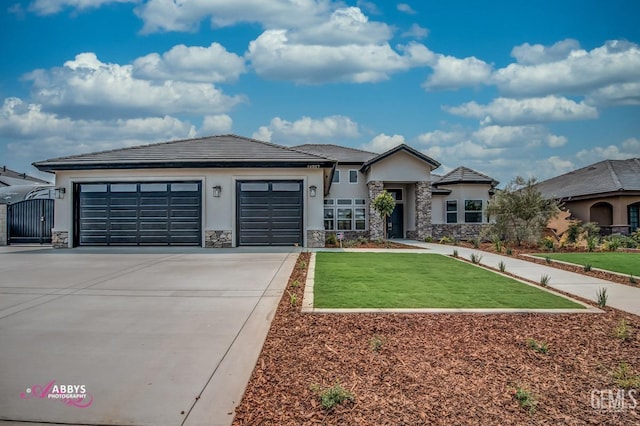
left=349, top=170, right=358, bottom=183
left=337, top=208, right=353, bottom=230
left=464, top=200, right=483, bottom=223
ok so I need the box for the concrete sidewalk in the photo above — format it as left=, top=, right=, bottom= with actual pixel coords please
left=397, top=239, right=640, bottom=316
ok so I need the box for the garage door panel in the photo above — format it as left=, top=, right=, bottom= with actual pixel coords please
left=237, top=180, right=302, bottom=246
left=78, top=182, right=201, bottom=246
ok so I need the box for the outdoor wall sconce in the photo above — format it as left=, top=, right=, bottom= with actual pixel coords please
left=54, top=187, right=66, bottom=199
left=309, top=185, right=317, bottom=197
left=212, top=185, right=222, bottom=197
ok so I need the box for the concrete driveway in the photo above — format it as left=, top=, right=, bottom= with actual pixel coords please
left=0, top=246, right=297, bottom=426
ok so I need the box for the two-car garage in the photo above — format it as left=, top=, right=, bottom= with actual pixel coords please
left=75, top=179, right=304, bottom=247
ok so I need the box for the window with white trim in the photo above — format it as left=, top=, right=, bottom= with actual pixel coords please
left=464, top=200, right=483, bottom=223
left=349, top=170, right=358, bottom=184
left=323, top=198, right=367, bottom=231
left=446, top=200, right=458, bottom=223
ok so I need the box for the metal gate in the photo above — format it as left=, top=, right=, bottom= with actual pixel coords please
left=7, top=199, right=55, bottom=244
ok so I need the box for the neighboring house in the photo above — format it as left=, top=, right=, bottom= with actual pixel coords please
left=0, top=166, right=54, bottom=204
left=33, top=134, right=498, bottom=248
left=536, top=158, right=640, bottom=235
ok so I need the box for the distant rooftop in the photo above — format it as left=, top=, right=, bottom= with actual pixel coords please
left=537, top=158, right=640, bottom=200
left=293, top=144, right=378, bottom=163
left=0, top=166, right=51, bottom=186
left=34, top=135, right=335, bottom=171
left=433, top=166, right=498, bottom=187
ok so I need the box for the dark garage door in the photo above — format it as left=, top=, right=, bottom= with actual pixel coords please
left=77, top=182, right=201, bottom=246
left=237, top=180, right=303, bottom=246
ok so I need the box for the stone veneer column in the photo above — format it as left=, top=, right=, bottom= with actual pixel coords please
left=367, top=181, right=385, bottom=241
left=52, top=230, right=69, bottom=248
left=0, top=204, right=6, bottom=245
left=414, top=181, right=432, bottom=241
left=306, top=229, right=325, bottom=248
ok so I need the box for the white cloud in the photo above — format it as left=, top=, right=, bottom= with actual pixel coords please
left=25, top=53, right=244, bottom=118
left=290, top=7, right=392, bottom=46
left=1, top=97, right=197, bottom=159
left=493, top=40, right=640, bottom=98
left=247, top=30, right=433, bottom=83
left=356, top=0, right=380, bottom=15
left=472, top=125, right=567, bottom=148
left=576, top=137, right=640, bottom=163
left=132, top=43, right=246, bottom=83
left=135, top=0, right=333, bottom=33
left=198, top=115, right=233, bottom=135
left=252, top=115, right=360, bottom=144
left=402, top=23, right=429, bottom=39
left=445, top=96, right=598, bottom=125
left=511, top=39, right=580, bottom=65
left=397, top=3, right=416, bottom=14
left=416, top=129, right=465, bottom=145
left=26, top=0, right=134, bottom=15
left=585, top=82, right=640, bottom=106
left=361, top=133, right=405, bottom=152
left=423, top=55, right=492, bottom=90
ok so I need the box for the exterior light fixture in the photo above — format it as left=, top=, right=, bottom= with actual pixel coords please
left=54, top=187, right=66, bottom=199
left=309, top=185, right=317, bottom=197
left=212, top=185, right=222, bottom=197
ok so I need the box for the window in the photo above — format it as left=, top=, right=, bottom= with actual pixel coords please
left=355, top=208, right=366, bottom=230
left=324, top=199, right=335, bottom=205
left=355, top=199, right=366, bottom=205
left=337, top=199, right=352, bottom=205
left=272, top=182, right=300, bottom=191
left=464, top=200, right=483, bottom=223
left=332, top=170, right=340, bottom=183
left=337, top=208, right=353, bottom=230
left=446, top=200, right=458, bottom=223
left=387, top=188, right=402, bottom=201
left=324, top=208, right=335, bottom=230
left=349, top=170, right=358, bottom=184
left=140, top=183, right=167, bottom=192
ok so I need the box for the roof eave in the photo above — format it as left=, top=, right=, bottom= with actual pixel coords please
left=33, top=160, right=336, bottom=172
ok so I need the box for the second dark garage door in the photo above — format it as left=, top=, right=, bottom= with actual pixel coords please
left=237, top=180, right=303, bottom=246
left=77, top=181, right=201, bottom=246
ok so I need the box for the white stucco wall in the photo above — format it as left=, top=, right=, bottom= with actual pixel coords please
left=53, top=167, right=325, bottom=247
left=431, top=184, right=493, bottom=224
left=326, top=165, right=368, bottom=200
left=367, top=151, right=432, bottom=182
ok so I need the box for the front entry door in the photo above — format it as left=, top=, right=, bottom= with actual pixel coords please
left=387, top=204, right=404, bottom=238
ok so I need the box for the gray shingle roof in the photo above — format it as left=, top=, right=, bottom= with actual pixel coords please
left=537, top=158, right=640, bottom=199
left=360, top=144, right=441, bottom=172
left=292, top=144, right=378, bottom=163
left=33, top=135, right=335, bottom=171
left=0, top=166, right=51, bottom=185
left=433, top=166, right=498, bottom=187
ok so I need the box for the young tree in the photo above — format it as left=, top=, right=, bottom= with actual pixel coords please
left=372, top=190, right=396, bottom=243
left=486, top=176, right=561, bottom=246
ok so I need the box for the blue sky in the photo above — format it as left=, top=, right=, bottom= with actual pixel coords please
left=1, top=0, right=639, bottom=185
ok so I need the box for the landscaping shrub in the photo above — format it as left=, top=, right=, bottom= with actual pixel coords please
left=540, top=236, right=555, bottom=252
left=527, top=338, right=549, bottom=354
left=326, top=233, right=337, bottom=245
left=596, top=288, right=608, bottom=307
left=513, top=386, right=536, bottom=414
left=310, top=382, right=355, bottom=410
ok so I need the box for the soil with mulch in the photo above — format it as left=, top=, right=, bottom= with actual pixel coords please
left=233, top=252, right=640, bottom=425
left=450, top=241, right=639, bottom=288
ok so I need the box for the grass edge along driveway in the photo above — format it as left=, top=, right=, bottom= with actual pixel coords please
left=314, top=252, right=584, bottom=309
left=534, top=252, right=640, bottom=276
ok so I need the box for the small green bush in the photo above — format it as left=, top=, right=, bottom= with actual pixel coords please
left=498, top=261, right=507, bottom=273
left=439, top=236, right=454, bottom=245
left=452, top=249, right=459, bottom=258
left=369, top=335, right=385, bottom=353
left=540, top=236, right=555, bottom=252
left=630, top=275, right=637, bottom=285
left=493, top=237, right=504, bottom=253
left=540, top=274, right=551, bottom=287
left=506, top=247, right=513, bottom=256
left=310, top=382, right=355, bottom=410
left=583, top=264, right=592, bottom=272
left=586, top=235, right=599, bottom=252
left=527, top=338, right=549, bottom=354
left=596, top=287, right=608, bottom=307
left=470, top=253, right=483, bottom=264
left=614, top=319, right=631, bottom=341
left=611, top=362, right=640, bottom=390
left=424, top=236, right=433, bottom=243
left=472, top=238, right=481, bottom=248
left=513, top=386, right=536, bottom=414
left=326, top=233, right=337, bottom=245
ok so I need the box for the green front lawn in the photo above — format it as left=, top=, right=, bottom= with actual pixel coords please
left=534, top=252, right=640, bottom=276
left=314, top=252, right=584, bottom=309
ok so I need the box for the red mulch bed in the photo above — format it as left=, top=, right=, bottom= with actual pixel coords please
left=325, top=241, right=422, bottom=249
left=233, top=252, right=640, bottom=425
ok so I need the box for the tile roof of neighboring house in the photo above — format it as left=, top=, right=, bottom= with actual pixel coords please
left=536, top=158, right=640, bottom=200
left=433, top=166, right=499, bottom=187
left=33, top=135, right=335, bottom=171
left=360, top=144, right=441, bottom=172
left=293, top=144, right=378, bottom=163
left=0, top=166, right=51, bottom=186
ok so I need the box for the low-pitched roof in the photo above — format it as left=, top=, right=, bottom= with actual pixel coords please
left=0, top=166, right=51, bottom=186
left=33, top=135, right=335, bottom=171
left=433, top=166, right=498, bottom=187
left=293, top=144, right=377, bottom=163
left=536, top=158, right=640, bottom=200
left=360, top=144, right=441, bottom=172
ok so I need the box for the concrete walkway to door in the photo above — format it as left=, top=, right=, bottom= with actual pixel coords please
left=0, top=246, right=298, bottom=426
left=397, top=240, right=640, bottom=316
